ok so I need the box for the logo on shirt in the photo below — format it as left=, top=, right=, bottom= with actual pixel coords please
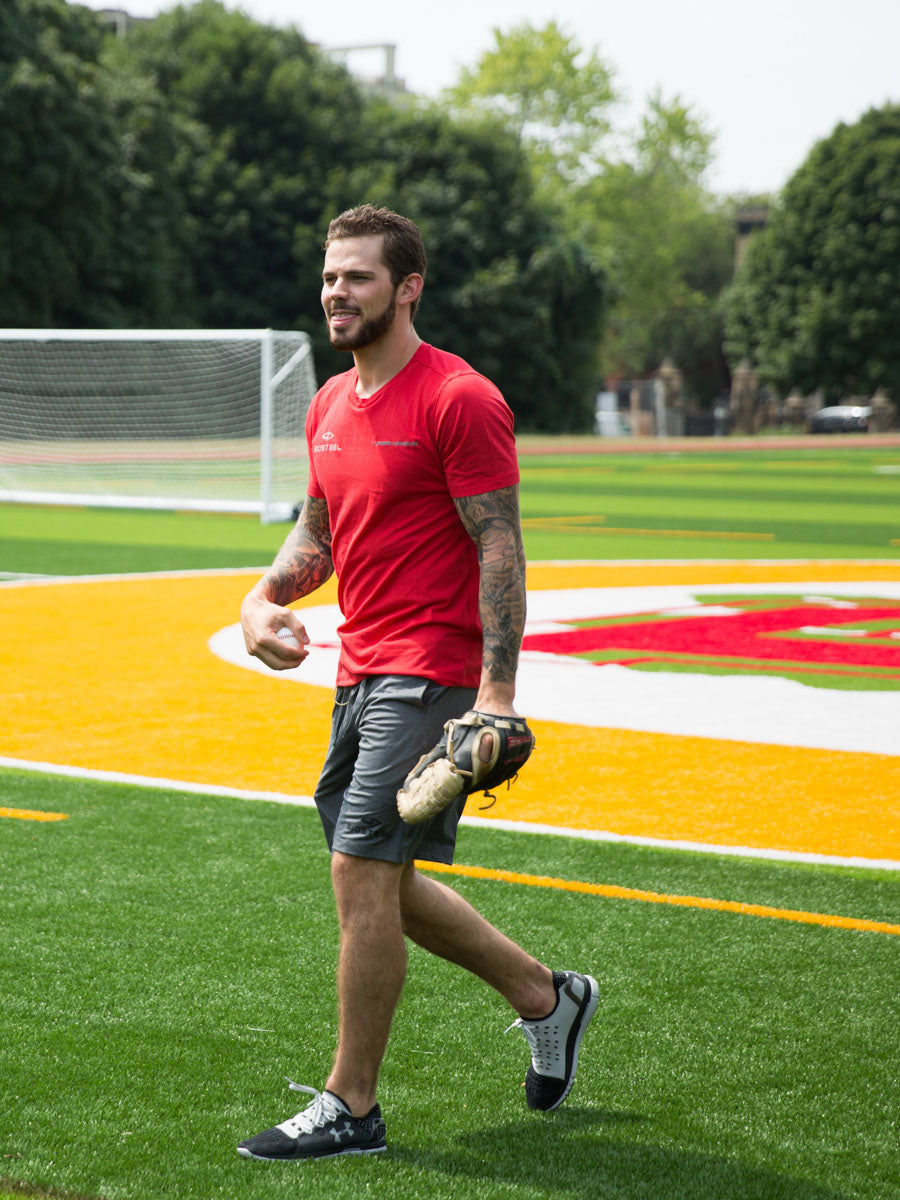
left=314, top=429, right=342, bottom=452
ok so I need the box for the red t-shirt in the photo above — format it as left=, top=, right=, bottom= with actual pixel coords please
left=306, top=342, right=519, bottom=687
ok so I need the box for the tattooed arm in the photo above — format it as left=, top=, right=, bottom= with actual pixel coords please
left=240, top=495, right=334, bottom=671
left=454, top=485, right=527, bottom=714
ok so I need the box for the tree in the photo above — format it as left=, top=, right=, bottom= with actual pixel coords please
left=444, top=27, right=735, bottom=406
left=0, top=0, right=118, bottom=324
left=113, top=4, right=607, bottom=426
left=724, top=104, right=900, bottom=399
left=108, top=0, right=368, bottom=332
left=0, top=0, right=190, bottom=326
left=1, top=2, right=606, bottom=427
left=445, top=20, right=615, bottom=184
left=581, top=94, right=734, bottom=402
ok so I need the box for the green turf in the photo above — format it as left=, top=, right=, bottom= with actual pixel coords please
left=3, top=444, right=900, bottom=575
left=518, top=446, right=900, bottom=560
left=2, top=442, right=899, bottom=1199
left=1, top=769, right=898, bottom=1200
left=0, top=505, right=288, bottom=575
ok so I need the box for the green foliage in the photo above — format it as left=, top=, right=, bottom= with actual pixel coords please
left=15, top=3, right=601, bottom=429
left=446, top=20, right=615, bottom=181
left=444, top=24, right=734, bottom=406
left=106, top=0, right=609, bottom=428
left=1, top=2, right=739, bottom=428
left=578, top=94, right=734, bottom=403
left=0, top=0, right=117, bottom=324
left=0, top=0, right=189, bottom=325
left=108, top=1, right=366, bottom=332
left=724, top=104, right=900, bottom=399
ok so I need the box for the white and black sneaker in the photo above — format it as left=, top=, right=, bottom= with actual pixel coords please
left=237, top=1081, right=387, bottom=1161
left=507, top=970, right=599, bottom=1110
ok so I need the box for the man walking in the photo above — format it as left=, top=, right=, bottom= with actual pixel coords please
left=237, top=205, right=597, bottom=1161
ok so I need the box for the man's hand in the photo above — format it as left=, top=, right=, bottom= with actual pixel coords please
left=239, top=494, right=333, bottom=671
left=240, top=589, right=310, bottom=671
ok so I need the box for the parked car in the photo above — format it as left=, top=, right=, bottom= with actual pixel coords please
left=808, top=405, right=872, bottom=433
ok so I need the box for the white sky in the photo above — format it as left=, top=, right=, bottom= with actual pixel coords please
left=77, top=0, right=899, bottom=196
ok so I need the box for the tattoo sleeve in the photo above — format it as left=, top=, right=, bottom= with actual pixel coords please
left=262, top=495, right=334, bottom=605
left=454, top=485, right=527, bottom=686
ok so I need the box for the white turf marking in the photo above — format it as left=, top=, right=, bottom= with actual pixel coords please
left=0, top=757, right=315, bottom=808
left=1, top=755, right=898, bottom=872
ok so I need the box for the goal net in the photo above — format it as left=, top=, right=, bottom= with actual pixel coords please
left=0, top=329, right=317, bottom=522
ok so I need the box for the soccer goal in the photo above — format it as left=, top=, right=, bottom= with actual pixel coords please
left=0, top=329, right=317, bottom=522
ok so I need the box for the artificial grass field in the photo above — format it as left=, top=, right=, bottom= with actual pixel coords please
left=3, top=442, right=900, bottom=575
left=2, top=440, right=900, bottom=1200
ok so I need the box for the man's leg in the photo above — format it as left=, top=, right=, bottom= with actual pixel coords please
left=398, top=863, right=556, bottom=1019
left=325, top=852, right=406, bottom=1116
left=399, top=863, right=598, bottom=1111
left=237, top=849, right=399, bottom=1161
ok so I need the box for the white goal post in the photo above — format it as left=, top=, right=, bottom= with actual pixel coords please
left=0, top=329, right=317, bottom=522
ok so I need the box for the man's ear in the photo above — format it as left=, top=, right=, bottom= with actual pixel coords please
left=398, top=273, right=424, bottom=309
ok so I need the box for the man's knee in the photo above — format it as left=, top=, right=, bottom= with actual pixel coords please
left=331, top=852, right=405, bottom=921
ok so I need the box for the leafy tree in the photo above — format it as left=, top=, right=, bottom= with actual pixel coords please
left=115, top=5, right=606, bottom=427
left=2, top=1, right=606, bottom=427
left=724, top=104, right=900, bottom=399
left=85, top=52, right=193, bottom=325
left=0, top=0, right=117, bottom=324
left=446, top=20, right=615, bottom=183
left=444, top=26, right=734, bottom=405
left=0, top=0, right=190, bottom=325
left=107, top=0, right=368, bottom=333
left=582, top=94, right=734, bottom=402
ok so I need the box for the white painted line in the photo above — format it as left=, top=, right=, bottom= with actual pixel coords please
left=1, top=756, right=897, bottom=872
left=0, top=757, right=315, bottom=808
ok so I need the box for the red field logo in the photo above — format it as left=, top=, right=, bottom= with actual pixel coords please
left=521, top=594, right=900, bottom=690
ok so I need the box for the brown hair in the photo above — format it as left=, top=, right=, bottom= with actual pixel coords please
left=325, top=204, right=427, bottom=317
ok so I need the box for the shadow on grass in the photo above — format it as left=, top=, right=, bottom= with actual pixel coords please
left=389, top=1107, right=852, bottom=1200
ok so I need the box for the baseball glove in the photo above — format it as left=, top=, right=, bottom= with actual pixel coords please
left=397, top=710, right=535, bottom=825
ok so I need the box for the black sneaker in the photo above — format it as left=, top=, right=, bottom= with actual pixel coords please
left=507, top=971, right=599, bottom=1110
left=237, top=1081, right=387, bottom=1161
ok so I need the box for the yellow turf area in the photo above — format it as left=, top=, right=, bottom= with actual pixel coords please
left=2, top=562, right=898, bottom=861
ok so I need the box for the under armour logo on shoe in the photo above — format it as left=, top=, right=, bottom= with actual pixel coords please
left=331, top=1122, right=355, bottom=1143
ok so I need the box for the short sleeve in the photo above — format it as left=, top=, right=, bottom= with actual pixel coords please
left=431, top=373, right=519, bottom=498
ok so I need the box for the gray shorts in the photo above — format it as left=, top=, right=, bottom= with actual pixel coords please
left=313, top=675, right=477, bottom=865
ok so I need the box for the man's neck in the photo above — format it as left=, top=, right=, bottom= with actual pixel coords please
left=353, top=325, right=422, bottom=399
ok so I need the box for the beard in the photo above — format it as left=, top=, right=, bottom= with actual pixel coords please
left=327, top=288, right=398, bottom=351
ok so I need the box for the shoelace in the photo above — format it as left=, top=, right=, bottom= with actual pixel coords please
left=281, top=1080, right=346, bottom=1136
left=505, top=1017, right=558, bottom=1072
